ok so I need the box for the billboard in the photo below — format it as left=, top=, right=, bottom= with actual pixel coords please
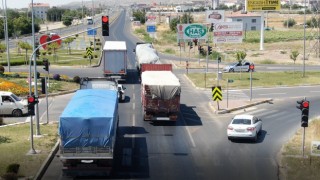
left=247, top=0, right=281, bottom=11
left=213, top=22, right=243, bottom=43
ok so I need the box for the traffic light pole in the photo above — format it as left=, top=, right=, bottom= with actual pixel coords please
left=28, top=27, right=100, bottom=151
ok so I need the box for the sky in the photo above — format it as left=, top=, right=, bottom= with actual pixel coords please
left=4, top=0, right=77, bottom=9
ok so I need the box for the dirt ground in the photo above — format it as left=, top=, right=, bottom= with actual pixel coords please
left=151, top=11, right=320, bottom=66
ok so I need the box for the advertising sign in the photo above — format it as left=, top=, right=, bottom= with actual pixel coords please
left=213, top=22, right=243, bottom=43
left=311, top=141, right=320, bottom=156
left=177, top=24, right=207, bottom=41
left=206, top=10, right=225, bottom=23
left=247, top=0, right=281, bottom=11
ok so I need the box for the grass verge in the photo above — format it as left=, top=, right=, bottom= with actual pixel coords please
left=187, top=71, right=320, bottom=89
left=0, top=123, right=59, bottom=179
left=280, top=119, right=320, bottom=180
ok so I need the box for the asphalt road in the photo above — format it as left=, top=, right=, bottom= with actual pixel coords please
left=3, top=9, right=320, bottom=180
left=39, top=10, right=320, bottom=180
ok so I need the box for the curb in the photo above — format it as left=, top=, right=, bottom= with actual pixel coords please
left=34, top=140, right=60, bottom=180
left=212, top=98, right=273, bottom=114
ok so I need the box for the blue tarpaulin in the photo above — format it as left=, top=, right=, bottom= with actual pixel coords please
left=59, top=89, right=118, bottom=148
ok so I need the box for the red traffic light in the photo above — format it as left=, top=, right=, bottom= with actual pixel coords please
left=249, top=64, right=255, bottom=70
left=102, top=16, right=109, bottom=23
left=28, top=96, right=35, bottom=103
left=302, top=101, right=309, bottom=108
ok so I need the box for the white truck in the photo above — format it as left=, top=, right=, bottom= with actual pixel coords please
left=134, top=42, right=160, bottom=74
left=79, top=77, right=126, bottom=102
left=102, top=41, right=127, bottom=82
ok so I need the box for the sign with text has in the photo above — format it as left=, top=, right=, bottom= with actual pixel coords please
left=212, top=86, right=222, bottom=101
left=213, top=22, right=243, bottom=43
left=177, top=24, right=207, bottom=41
left=247, top=0, right=281, bottom=11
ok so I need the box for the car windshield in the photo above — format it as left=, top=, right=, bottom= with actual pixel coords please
left=10, top=94, right=21, bottom=101
left=232, top=119, right=251, bottom=125
left=229, top=62, right=238, bottom=66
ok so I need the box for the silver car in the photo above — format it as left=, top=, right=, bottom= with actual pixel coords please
left=223, top=61, right=251, bottom=72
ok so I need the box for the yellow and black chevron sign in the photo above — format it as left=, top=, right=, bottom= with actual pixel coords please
left=86, top=47, right=93, bottom=56
left=212, top=86, right=222, bottom=101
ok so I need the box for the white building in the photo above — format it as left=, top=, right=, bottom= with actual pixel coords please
left=29, top=3, right=50, bottom=20
left=226, top=11, right=262, bottom=31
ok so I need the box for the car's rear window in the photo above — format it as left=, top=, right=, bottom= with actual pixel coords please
left=232, top=119, right=251, bottom=125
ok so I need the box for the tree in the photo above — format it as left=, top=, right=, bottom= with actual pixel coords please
left=62, top=16, right=73, bottom=26
left=47, top=42, right=60, bottom=62
left=290, top=50, right=299, bottom=76
left=0, top=43, right=6, bottom=61
left=235, top=51, right=247, bottom=63
left=63, top=37, right=75, bottom=54
left=283, top=19, right=296, bottom=28
left=180, top=13, right=194, bottom=24
left=169, top=17, right=180, bottom=32
left=17, top=41, right=32, bottom=64
left=132, top=10, right=146, bottom=24
left=235, top=51, right=247, bottom=78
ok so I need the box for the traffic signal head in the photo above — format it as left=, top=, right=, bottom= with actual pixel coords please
left=301, top=100, right=309, bottom=127
left=102, top=16, right=109, bottom=36
left=208, top=46, right=213, bottom=55
left=27, top=95, right=38, bottom=116
left=43, top=58, right=49, bottom=71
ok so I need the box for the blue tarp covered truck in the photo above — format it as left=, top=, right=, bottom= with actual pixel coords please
left=58, top=89, right=118, bottom=176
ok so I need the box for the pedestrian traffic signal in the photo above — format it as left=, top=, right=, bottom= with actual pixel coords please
left=208, top=46, right=213, bottom=55
left=43, top=58, right=49, bottom=71
left=193, top=39, right=198, bottom=46
left=297, top=99, right=310, bottom=127
left=27, top=95, right=38, bottom=116
left=102, top=16, right=109, bottom=36
left=199, top=46, right=205, bottom=55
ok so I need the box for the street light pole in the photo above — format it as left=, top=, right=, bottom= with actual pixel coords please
left=31, top=0, right=41, bottom=136
left=2, top=0, right=10, bottom=72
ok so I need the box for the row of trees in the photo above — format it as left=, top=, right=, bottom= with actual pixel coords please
left=0, top=6, right=102, bottom=39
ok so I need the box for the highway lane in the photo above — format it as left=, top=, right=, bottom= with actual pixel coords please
left=6, top=9, right=320, bottom=180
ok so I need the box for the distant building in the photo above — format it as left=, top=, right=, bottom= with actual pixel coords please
left=226, top=11, right=262, bottom=31
left=29, top=3, right=50, bottom=20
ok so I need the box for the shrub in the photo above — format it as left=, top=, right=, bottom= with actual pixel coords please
left=12, top=73, right=20, bottom=78
left=0, top=117, right=3, bottom=125
left=83, top=55, right=87, bottom=58
left=0, top=65, right=5, bottom=74
left=42, top=52, right=47, bottom=56
left=73, top=76, right=81, bottom=83
left=94, top=55, right=98, bottom=58
left=53, top=74, right=61, bottom=81
left=95, top=48, right=100, bottom=51
left=6, top=163, right=20, bottom=173
left=1, top=172, right=18, bottom=180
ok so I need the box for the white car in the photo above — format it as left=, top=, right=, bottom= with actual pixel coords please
left=227, top=114, right=262, bottom=142
left=0, top=91, right=28, bottom=117
left=117, top=84, right=126, bottom=102
left=223, top=61, right=252, bottom=72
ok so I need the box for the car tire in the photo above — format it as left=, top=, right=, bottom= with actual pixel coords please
left=258, top=126, right=262, bottom=135
left=12, top=109, right=23, bottom=117
left=253, top=133, right=258, bottom=142
left=229, top=69, right=234, bottom=72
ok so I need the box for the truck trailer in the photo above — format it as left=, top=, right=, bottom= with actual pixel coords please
left=134, top=42, right=160, bottom=74
left=59, top=89, right=118, bottom=176
left=103, top=41, right=127, bottom=82
left=141, top=64, right=181, bottom=121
